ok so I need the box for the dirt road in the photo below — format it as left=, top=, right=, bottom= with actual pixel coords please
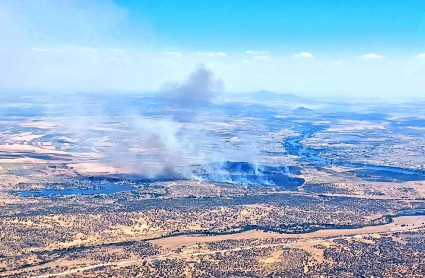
left=34, top=222, right=425, bottom=278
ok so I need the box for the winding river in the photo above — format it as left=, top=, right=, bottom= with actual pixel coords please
left=283, top=124, right=425, bottom=179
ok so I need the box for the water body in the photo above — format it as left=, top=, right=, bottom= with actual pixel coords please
left=19, top=183, right=134, bottom=197
left=395, top=209, right=425, bottom=216
left=20, top=122, right=424, bottom=197
left=284, top=124, right=425, bottom=181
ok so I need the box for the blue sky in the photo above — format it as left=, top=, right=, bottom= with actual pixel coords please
left=118, top=0, right=425, bottom=53
left=0, top=0, right=424, bottom=97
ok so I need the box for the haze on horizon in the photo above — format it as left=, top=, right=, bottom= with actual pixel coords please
left=0, top=0, right=425, bottom=98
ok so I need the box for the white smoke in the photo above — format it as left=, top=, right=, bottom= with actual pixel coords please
left=50, top=64, right=276, bottom=184
left=99, top=64, right=225, bottom=179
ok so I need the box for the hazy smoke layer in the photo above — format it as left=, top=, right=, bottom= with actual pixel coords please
left=102, top=118, right=193, bottom=179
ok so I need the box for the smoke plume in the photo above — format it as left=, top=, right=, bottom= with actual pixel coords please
left=53, top=64, right=286, bottom=185
left=160, top=63, right=224, bottom=104
left=104, top=64, right=225, bottom=179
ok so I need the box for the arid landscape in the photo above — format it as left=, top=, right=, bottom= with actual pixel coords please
left=1, top=1, right=425, bottom=276
left=1, top=91, right=425, bottom=277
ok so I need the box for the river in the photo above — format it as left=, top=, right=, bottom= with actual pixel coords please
left=283, top=123, right=425, bottom=180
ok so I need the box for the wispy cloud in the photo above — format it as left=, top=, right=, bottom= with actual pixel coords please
left=246, top=50, right=269, bottom=55
left=362, top=53, right=383, bottom=59
left=294, top=52, right=314, bottom=58
left=246, top=50, right=272, bottom=61
left=32, top=48, right=48, bottom=52
left=195, top=52, right=226, bottom=57
left=416, top=53, right=425, bottom=58
left=0, top=1, right=130, bottom=49
left=253, top=55, right=272, bottom=61
left=66, top=45, right=100, bottom=53
left=162, top=51, right=183, bottom=58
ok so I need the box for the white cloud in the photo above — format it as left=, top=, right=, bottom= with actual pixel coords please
left=253, top=55, right=272, bottom=61
left=1, top=2, right=422, bottom=97
left=294, top=52, right=314, bottom=58
left=332, top=61, right=343, bottom=66
left=246, top=50, right=269, bottom=54
left=162, top=51, right=183, bottom=58
left=362, top=53, right=383, bottom=59
left=156, top=51, right=184, bottom=66
left=67, top=45, right=100, bottom=52
left=195, top=52, right=226, bottom=57
left=32, top=48, right=48, bottom=52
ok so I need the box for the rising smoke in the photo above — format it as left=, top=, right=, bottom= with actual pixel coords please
left=107, top=63, right=268, bottom=183
left=160, top=63, right=224, bottom=104
left=57, top=64, right=284, bottom=185
left=101, top=63, right=226, bottom=179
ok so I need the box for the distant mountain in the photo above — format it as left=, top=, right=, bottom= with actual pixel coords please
left=292, top=106, right=315, bottom=115
left=243, top=90, right=303, bottom=101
